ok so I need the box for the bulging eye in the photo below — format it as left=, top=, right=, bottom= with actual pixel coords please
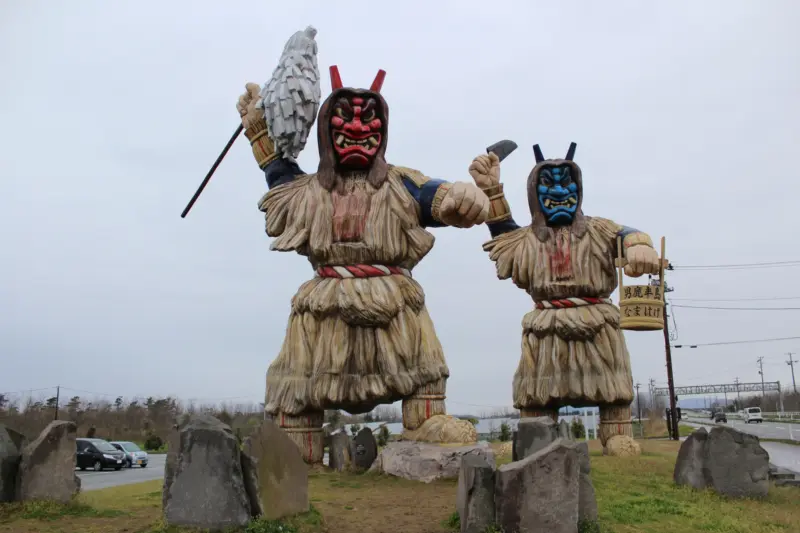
left=561, top=175, right=572, bottom=187
left=335, top=108, right=347, bottom=119
left=361, top=110, right=376, bottom=122
left=540, top=176, right=553, bottom=187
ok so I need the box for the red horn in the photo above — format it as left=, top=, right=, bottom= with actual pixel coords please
left=329, top=65, right=343, bottom=90
left=370, top=69, right=386, bottom=93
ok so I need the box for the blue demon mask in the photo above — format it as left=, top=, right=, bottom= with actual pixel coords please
left=537, top=165, right=579, bottom=225
left=527, top=142, right=584, bottom=229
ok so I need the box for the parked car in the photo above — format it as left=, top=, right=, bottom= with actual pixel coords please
left=110, top=441, right=149, bottom=468
left=743, top=407, right=764, bottom=424
left=713, top=411, right=727, bottom=423
left=76, top=438, right=126, bottom=471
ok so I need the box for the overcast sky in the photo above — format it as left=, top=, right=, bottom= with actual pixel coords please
left=2, top=0, right=799, bottom=413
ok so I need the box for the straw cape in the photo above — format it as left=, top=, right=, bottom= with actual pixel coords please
left=259, top=166, right=449, bottom=419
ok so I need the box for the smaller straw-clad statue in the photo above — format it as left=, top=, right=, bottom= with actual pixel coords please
left=238, top=28, right=488, bottom=463
left=469, top=143, right=661, bottom=453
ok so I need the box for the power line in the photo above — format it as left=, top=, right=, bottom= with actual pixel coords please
left=671, top=305, right=800, bottom=311
left=0, top=386, right=58, bottom=396
left=670, top=296, right=800, bottom=302
left=672, top=335, right=800, bottom=348
left=672, top=260, right=800, bottom=270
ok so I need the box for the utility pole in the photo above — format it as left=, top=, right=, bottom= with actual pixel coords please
left=54, top=385, right=60, bottom=421
left=787, top=353, right=798, bottom=394
left=635, top=383, right=642, bottom=426
left=648, top=378, right=656, bottom=410
left=757, top=357, right=766, bottom=408
left=662, top=281, right=679, bottom=441
left=734, top=377, right=741, bottom=407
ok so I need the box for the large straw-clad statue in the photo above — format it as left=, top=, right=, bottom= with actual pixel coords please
left=469, top=143, right=661, bottom=453
left=237, top=29, right=489, bottom=462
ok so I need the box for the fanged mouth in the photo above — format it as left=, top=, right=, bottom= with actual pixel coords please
left=334, top=134, right=380, bottom=148
left=543, top=197, right=578, bottom=209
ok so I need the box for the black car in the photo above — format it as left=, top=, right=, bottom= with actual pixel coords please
left=76, top=438, right=126, bottom=471
left=713, top=412, right=728, bottom=423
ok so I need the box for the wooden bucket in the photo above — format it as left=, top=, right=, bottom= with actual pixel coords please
left=278, top=411, right=324, bottom=464
left=616, top=236, right=667, bottom=332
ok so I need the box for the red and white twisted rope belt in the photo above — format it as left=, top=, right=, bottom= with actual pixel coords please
left=315, top=264, right=412, bottom=279
left=534, top=297, right=612, bottom=310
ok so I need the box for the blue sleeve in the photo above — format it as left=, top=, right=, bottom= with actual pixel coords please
left=616, top=225, right=642, bottom=255
left=263, top=158, right=304, bottom=189
left=488, top=218, right=521, bottom=237
left=402, top=177, right=448, bottom=228
left=617, top=225, right=641, bottom=239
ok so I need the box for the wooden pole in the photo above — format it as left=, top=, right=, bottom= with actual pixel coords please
left=659, top=237, right=679, bottom=440
left=180, top=124, right=244, bottom=218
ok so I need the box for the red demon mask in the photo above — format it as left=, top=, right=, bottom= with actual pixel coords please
left=328, top=66, right=386, bottom=169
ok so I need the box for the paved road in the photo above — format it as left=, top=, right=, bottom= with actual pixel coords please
left=684, top=417, right=799, bottom=441
left=77, top=454, right=166, bottom=491
left=682, top=420, right=800, bottom=474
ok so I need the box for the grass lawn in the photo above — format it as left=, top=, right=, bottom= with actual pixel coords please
left=1, top=440, right=798, bottom=533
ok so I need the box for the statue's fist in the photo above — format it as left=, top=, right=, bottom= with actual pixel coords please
left=468, top=153, right=501, bottom=189
left=625, top=245, right=661, bottom=277
left=439, top=182, right=490, bottom=228
left=236, top=83, right=265, bottom=129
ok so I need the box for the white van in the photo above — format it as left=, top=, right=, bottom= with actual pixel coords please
left=743, top=407, right=763, bottom=424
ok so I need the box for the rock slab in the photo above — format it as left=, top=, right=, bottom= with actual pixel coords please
left=328, top=432, right=352, bottom=472
left=16, top=421, right=80, bottom=503
left=457, top=454, right=495, bottom=533
left=351, top=428, right=377, bottom=470
left=163, top=414, right=251, bottom=529
left=574, top=442, right=598, bottom=523
left=673, top=426, right=769, bottom=499
left=370, top=441, right=495, bottom=483
left=241, top=419, right=309, bottom=520
left=558, top=419, right=571, bottom=440
left=0, top=425, right=26, bottom=502
left=496, top=440, right=580, bottom=533
left=673, top=427, right=709, bottom=489
left=513, top=417, right=561, bottom=461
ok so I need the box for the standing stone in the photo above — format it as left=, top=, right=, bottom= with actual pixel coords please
left=672, top=426, right=769, bottom=499
left=511, top=430, right=518, bottom=461
left=241, top=419, right=309, bottom=520
left=163, top=414, right=251, bottom=529
left=328, top=432, right=353, bottom=472
left=16, top=421, right=80, bottom=503
left=558, top=419, right=572, bottom=440
left=0, top=425, right=26, bottom=502
left=495, top=440, right=580, bottom=533
left=351, top=428, right=377, bottom=471
left=673, top=427, right=709, bottom=490
left=457, top=454, right=495, bottom=533
left=496, top=440, right=580, bottom=533
left=703, top=426, right=769, bottom=498
left=574, top=442, right=598, bottom=523
left=513, top=417, right=559, bottom=461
